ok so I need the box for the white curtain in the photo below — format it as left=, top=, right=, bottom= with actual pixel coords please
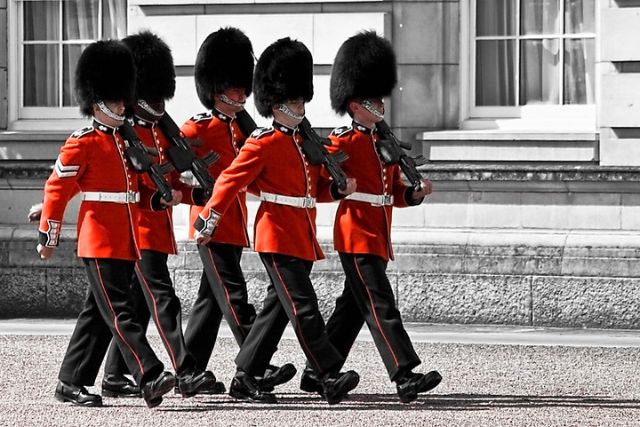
left=22, top=0, right=126, bottom=108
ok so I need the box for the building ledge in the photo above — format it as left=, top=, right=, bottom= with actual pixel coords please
left=417, top=130, right=599, bottom=162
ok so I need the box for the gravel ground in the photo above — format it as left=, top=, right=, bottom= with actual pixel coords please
left=1, top=335, right=640, bottom=426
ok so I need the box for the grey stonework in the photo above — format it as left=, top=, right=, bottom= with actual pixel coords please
left=4, top=229, right=640, bottom=329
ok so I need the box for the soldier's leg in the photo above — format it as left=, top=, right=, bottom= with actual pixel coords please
left=82, top=258, right=165, bottom=385
left=339, top=252, right=441, bottom=402
left=300, top=281, right=365, bottom=393
left=135, top=250, right=194, bottom=373
left=339, top=252, right=420, bottom=379
left=57, top=258, right=173, bottom=408
left=183, top=270, right=223, bottom=370
left=198, top=243, right=256, bottom=346
left=135, top=250, right=216, bottom=396
left=260, top=253, right=343, bottom=376
left=102, top=268, right=149, bottom=397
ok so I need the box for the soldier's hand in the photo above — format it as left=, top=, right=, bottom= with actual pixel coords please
left=413, top=179, right=433, bottom=200
left=338, top=178, right=357, bottom=196
left=28, top=203, right=43, bottom=223
left=37, top=243, right=55, bottom=259
left=161, top=190, right=182, bottom=207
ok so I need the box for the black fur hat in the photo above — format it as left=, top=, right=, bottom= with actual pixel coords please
left=253, top=37, right=313, bottom=117
left=195, top=27, right=254, bottom=109
left=330, top=31, right=397, bottom=115
left=74, top=40, right=136, bottom=117
left=122, top=31, right=176, bottom=102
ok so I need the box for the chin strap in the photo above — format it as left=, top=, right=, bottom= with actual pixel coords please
left=137, top=99, right=164, bottom=118
left=361, top=99, right=384, bottom=119
left=219, top=94, right=246, bottom=108
left=277, top=103, right=305, bottom=121
left=96, top=101, right=125, bottom=121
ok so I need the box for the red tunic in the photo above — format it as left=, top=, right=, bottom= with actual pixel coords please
left=181, top=110, right=250, bottom=247
left=328, top=123, right=417, bottom=261
left=132, top=116, right=200, bottom=254
left=199, top=123, right=338, bottom=261
left=39, top=121, right=157, bottom=260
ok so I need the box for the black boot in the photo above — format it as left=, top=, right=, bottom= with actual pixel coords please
left=55, top=380, right=103, bottom=407
left=258, top=363, right=297, bottom=392
left=321, top=370, right=359, bottom=405
left=141, top=371, right=175, bottom=408
left=395, top=370, right=442, bottom=403
left=299, top=367, right=323, bottom=396
left=176, top=368, right=218, bottom=398
left=101, top=374, right=141, bottom=398
left=229, top=370, right=277, bottom=403
left=175, top=370, right=225, bottom=395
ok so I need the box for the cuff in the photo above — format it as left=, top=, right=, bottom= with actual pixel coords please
left=38, top=220, right=61, bottom=247
left=194, top=208, right=221, bottom=236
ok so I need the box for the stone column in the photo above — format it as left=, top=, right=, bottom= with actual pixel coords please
left=599, top=2, right=640, bottom=165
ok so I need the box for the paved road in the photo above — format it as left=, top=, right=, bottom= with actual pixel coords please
left=1, top=320, right=640, bottom=426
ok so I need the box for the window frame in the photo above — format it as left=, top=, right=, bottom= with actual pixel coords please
left=461, top=0, right=598, bottom=130
left=8, top=0, right=125, bottom=130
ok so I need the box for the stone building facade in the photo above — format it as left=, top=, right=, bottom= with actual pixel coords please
left=2, top=0, right=640, bottom=328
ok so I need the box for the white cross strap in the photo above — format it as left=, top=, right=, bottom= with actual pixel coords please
left=81, top=191, right=140, bottom=204
left=260, top=191, right=316, bottom=208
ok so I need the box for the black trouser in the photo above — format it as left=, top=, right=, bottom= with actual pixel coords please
left=321, top=252, right=421, bottom=380
left=183, top=243, right=256, bottom=371
left=58, top=258, right=164, bottom=387
left=104, top=250, right=195, bottom=377
left=235, top=253, right=343, bottom=377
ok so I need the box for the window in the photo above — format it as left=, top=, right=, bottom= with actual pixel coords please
left=467, top=0, right=596, bottom=128
left=11, top=0, right=126, bottom=123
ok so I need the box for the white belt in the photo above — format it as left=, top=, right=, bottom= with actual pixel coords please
left=346, top=192, right=394, bottom=206
left=82, top=191, right=140, bottom=204
left=260, top=191, right=316, bottom=208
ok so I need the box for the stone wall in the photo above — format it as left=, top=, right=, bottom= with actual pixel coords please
left=4, top=161, right=640, bottom=328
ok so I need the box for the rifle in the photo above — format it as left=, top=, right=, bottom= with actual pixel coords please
left=235, top=109, right=258, bottom=144
left=119, top=121, right=174, bottom=203
left=298, top=117, right=349, bottom=191
left=157, top=113, right=219, bottom=198
left=375, top=119, right=427, bottom=191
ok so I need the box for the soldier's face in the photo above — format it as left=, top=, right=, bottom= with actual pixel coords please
left=272, top=98, right=305, bottom=127
left=93, top=100, right=126, bottom=127
left=134, top=99, right=165, bottom=122
left=215, top=87, right=247, bottom=114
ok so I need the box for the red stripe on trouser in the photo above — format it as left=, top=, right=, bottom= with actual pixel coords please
left=135, top=263, right=178, bottom=371
left=95, top=259, right=145, bottom=376
left=271, top=255, right=321, bottom=372
left=207, top=246, right=245, bottom=338
left=352, top=257, right=400, bottom=368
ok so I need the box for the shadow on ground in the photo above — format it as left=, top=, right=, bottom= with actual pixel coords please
left=147, top=393, right=640, bottom=412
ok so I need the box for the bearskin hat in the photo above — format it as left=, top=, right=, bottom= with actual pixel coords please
left=195, top=27, right=254, bottom=109
left=122, top=31, right=176, bottom=102
left=253, top=37, right=313, bottom=117
left=74, top=40, right=136, bottom=117
left=330, top=31, right=397, bottom=115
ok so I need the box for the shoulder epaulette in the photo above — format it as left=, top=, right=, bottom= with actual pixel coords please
left=330, top=125, right=353, bottom=137
left=250, top=127, right=274, bottom=139
left=190, top=112, right=213, bottom=123
left=70, top=126, right=94, bottom=139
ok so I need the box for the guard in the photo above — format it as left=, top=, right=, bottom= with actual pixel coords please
left=181, top=27, right=295, bottom=394
left=38, top=40, right=175, bottom=408
left=100, top=31, right=216, bottom=399
left=299, top=31, right=442, bottom=403
left=193, top=37, right=360, bottom=405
